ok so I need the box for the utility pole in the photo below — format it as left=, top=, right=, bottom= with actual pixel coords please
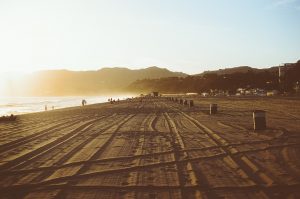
left=278, top=65, right=285, bottom=93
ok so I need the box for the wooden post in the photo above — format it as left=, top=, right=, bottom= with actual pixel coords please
left=183, top=99, right=188, bottom=105
left=179, top=99, right=183, bottom=104
left=189, top=100, right=194, bottom=107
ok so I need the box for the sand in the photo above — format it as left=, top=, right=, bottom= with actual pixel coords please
left=0, top=97, right=299, bottom=199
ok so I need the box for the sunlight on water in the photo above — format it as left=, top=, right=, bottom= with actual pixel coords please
left=0, top=95, right=133, bottom=115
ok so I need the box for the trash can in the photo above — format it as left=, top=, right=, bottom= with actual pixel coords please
left=210, top=104, right=218, bottom=114
left=253, top=110, right=266, bottom=130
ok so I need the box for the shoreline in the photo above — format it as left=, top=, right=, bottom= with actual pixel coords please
left=0, top=95, right=134, bottom=116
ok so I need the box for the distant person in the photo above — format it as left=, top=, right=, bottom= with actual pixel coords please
left=0, top=114, right=16, bottom=121
left=10, top=114, right=16, bottom=121
left=45, top=105, right=47, bottom=111
left=52, top=106, right=54, bottom=110
left=82, top=99, right=87, bottom=106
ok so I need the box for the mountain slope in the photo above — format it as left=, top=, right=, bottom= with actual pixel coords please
left=12, top=67, right=186, bottom=96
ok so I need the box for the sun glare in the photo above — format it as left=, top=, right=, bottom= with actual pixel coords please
left=0, top=71, right=25, bottom=97
left=0, top=73, right=9, bottom=97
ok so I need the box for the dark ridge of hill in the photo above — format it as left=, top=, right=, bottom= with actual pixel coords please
left=196, top=65, right=291, bottom=76
left=8, top=66, right=187, bottom=96
left=197, top=66, right=260, bottom=76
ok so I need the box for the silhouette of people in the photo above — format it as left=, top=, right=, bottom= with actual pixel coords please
left=82, top=99, right=87, bottom=106
left=9, top=114, right=16, bottom=121
left=45, top=105, right=47, bottom=111
left=0, top=114, right=16, bottom=121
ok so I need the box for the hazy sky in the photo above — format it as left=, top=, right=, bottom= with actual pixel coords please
left=0, top=0, right=299, bottom=75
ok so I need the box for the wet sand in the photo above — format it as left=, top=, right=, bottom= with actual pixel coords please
left=0, top=97, right=299, bottom=199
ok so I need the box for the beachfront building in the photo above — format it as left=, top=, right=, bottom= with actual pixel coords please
left=151, top=92, right=159, bottom=97
left=267, top=90, right=279, bottom=96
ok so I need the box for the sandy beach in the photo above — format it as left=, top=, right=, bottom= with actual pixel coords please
left=0, top=97, right=299, bottom=199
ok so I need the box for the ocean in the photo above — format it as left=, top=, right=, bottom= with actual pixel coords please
left=0, top=95, right=133, bottom=115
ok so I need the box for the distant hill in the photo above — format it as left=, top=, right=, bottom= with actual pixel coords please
left=128, top=61, right=300, bottom=94
left=8, top=66, right=187, bottom=96
left=5, top=61, right=300, bottom=96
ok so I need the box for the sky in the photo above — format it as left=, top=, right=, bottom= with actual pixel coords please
left=0, top=0, right=299, bottom=75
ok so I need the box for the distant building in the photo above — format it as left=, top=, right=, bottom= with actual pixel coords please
left=186, top=92, right=198, bottom=96
left=237, top=88, right=246, bottom=95
left=267, top=90, right=279, bottom=96
left=201, top=92, right=209, bottom=97
left=245, top=90, right=253, bottom=95
left=279, top=64, right=294, bottom=93
left=151, top=92, right=159, bottom=97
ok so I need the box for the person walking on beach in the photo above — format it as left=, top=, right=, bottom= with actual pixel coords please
left=45, top=105, right=47, bottom=111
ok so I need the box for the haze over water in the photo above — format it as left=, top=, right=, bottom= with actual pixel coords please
left=0, top=95, right=133, bottom=115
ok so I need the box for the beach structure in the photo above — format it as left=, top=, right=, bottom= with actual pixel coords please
left=267, top=90, right=279, bottom=96
left=183, top=99, right=188, bottom=105
left=210, top=104, right=218, bottom=114
left=253, top=110, right=266, bottom=130
left=201, top=92, right=209, bottom=97
left=179, top=99, right=183, bottom=104
left=189, top=100, right=194, bottom=107
left=151, top=92, right=159, bottom=97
